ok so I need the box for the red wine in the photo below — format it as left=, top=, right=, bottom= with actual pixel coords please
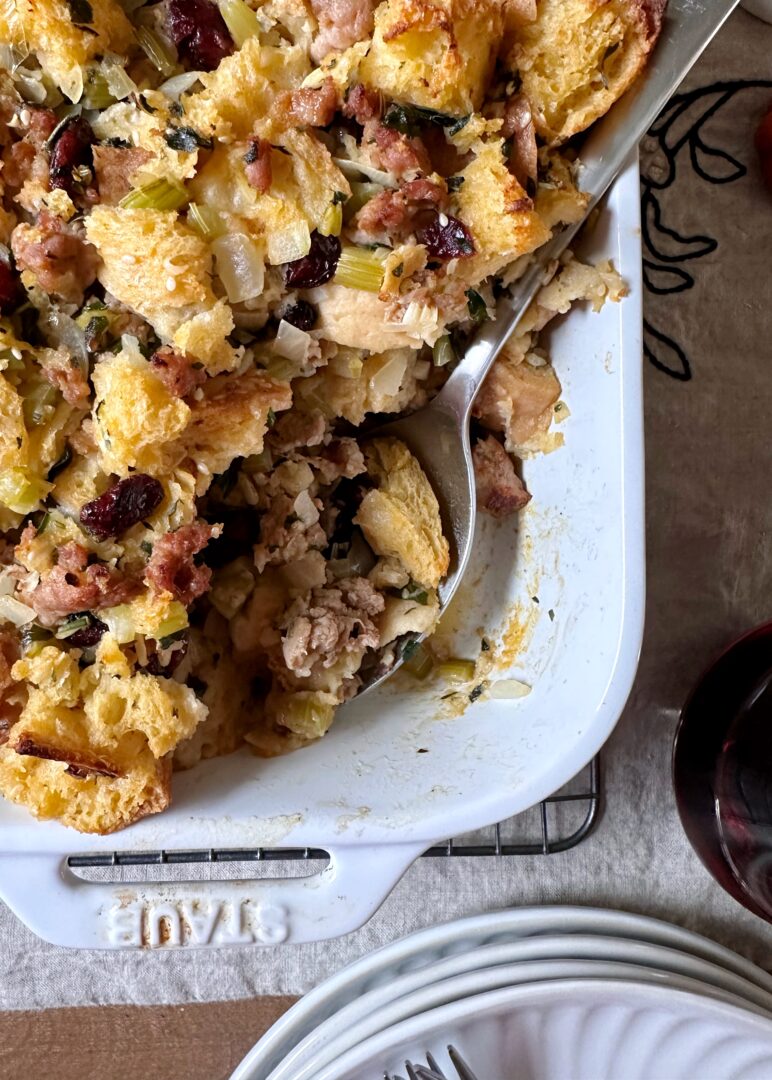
left=673, top=623, right=772, bottom=922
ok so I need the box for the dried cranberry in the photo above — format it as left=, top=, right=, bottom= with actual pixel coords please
left=167, top=0, right=233, bottom=71
left=80, top=475, right=164, bottom=542
left=67, top=616, right=108, bottom=649
left=49, top=117, right=94, bottom=197
left=144, top=633, right=188, bottom=676
left=416, top=214, right=475, bottom=259
left=281, top=300, right=317, bottom=331
left=0, top=260, right=20, bottom=314
left=283, top=232, right=341, bottom=289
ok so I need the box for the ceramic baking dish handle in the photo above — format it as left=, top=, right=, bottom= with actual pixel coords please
left=0, top=843, right=425, bottom=948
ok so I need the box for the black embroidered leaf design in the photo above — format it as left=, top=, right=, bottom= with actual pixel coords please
left=644, top=320, right=692, bottom=382
left=641, top=78, right=772, bottom=381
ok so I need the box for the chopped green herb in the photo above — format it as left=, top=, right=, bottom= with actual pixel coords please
left=36, top=511, right=51, bottom=534
left=158, top=629, right=187, bottom=650
left=140, top=540, right=153, bottom=557
left=531, top=595, right=539, bottom=604
left=382, top=103, right=469, bottom=138
left=548, top=608, right=555, bottom=622
left=400, top=582, right=428, bottom=605
left=55, top=614, right=91, bottom=639
left=465, top=288, right=488, bottom=323
left=332, top=190, right=347, bottom=204
left=84, top=314, right=109, bottom=348
left=447, top=115, right=470, bottom=136
left=164, top=126, right=213, bottom=153
left=46, top=447, right=72, bottom=483
left=446, top=175, right=465, bottom=192
left=469, top=684, right=484, bottom=703
left=266, top=408, right=276, bottom=428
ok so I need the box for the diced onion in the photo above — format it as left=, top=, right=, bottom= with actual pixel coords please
left=0, top=595, right=36, bottom=627
left=272, top=319, right=314, bottom=365
left=102, top=605, right=136, bottom=645
left=318, top=201, right=342, bottom=238
left=39, top=304, right=89, bottom=371
left=102, top=57, right=137, bottom=101
left=489, top=678, right=532, bottom=699
left=265, top=356, right=302, bottom=382
left=266, top=219, right=311, bottom=266
left=328, top=350, right=363, bottom=379
left=217, top=0, right=261, bottom=46
left=136, top=27, right=177, bottom=79
left=212, top=233, right=265, bottom=304
left=390, top=300, right=441, bottom=346
left=369, top=350, right=407, bottom=397
left=333, top=157, right=398, bottom=189
left=159, top=71, right=205, bottom=101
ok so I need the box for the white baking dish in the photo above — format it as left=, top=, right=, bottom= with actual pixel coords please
left=0, top=155, right=644, bottom=950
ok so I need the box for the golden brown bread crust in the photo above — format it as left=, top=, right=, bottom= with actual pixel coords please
left=513, top=0, right=667, bottom=145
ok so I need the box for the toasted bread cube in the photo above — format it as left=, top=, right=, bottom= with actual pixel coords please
left=184, top=38, right=312, bottom=140
left=86, top=207, right=214, bottom=317
left=0, top=0, right=134, bottom=102
left=183, top=369, right=292, bottom=477
left=0, top=374, right=28, bottom=473
left=91, top=348, right=190, bottom=476
left=452, top=140, right=551, bottom=281
left=360, top=0, right=503, bottom=115
left=0, top=737, right=171, bottom=834
left=190, top=134, right=349, bottom=261
left=513, top=0, right=666, bottom=144
left=355, top=437, right=449, bottom=590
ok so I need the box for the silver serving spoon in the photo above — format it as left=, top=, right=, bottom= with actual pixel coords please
left=358, top=0, right=741, bottom=696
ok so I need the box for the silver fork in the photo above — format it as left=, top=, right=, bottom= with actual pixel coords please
left=384, top=1044, right=479, bottom=1080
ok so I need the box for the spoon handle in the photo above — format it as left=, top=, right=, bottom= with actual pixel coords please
left=435, top=0, right=741, bottom=423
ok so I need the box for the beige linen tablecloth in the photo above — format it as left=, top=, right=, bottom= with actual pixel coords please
left=2, top=8, right=771, bottom=1010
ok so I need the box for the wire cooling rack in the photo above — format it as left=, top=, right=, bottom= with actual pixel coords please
left=68, top=756, right=601, bottom=871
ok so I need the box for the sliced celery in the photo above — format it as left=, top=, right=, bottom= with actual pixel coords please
left=333, top=246, right=385, bottom=292
left=0, top=468, right=52, bottom=515
left=187, top=202, right=226, bottom=240
left=403, top=641, right=434, bottom=680
left=433, top=334, right=456, bottom=368
left=437, top=658, right=477, bottom=683
left=119, top=178, right=189, bottom=212
left=154, top=601, right=189, bottom=642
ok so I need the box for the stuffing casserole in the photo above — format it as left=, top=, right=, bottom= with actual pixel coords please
left=0, top=0, right=663, bottom=833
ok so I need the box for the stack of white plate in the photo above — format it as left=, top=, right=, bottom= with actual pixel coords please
left=232, top=907, right=772, bottom=1080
